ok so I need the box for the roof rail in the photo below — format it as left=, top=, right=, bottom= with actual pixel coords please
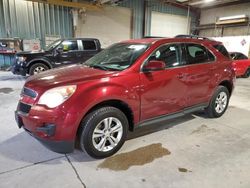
left=143, top=36, right=165, bottom=38
left=175, top=35, right=212, bottom=40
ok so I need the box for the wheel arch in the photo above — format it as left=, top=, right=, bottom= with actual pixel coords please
left=218, top=80, right=233, bottom=96
left=27, top=59, right=52, bottom=73
left=76, top=99, right=135, bottom=138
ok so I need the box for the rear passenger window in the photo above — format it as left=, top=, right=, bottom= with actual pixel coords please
left=213, top=44, right=230, bottom=58
left=82, top=40, right=96, bottom=50
left=186, top=44, right=215, bottom=65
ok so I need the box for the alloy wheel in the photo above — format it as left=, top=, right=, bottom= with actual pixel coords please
left=215, top=91, right=228, bottom=114
left=92, top=117, right=123, bottom=152
left=34, top=66, right=46, bottom=74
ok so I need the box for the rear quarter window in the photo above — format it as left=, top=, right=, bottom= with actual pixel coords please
left=213, top=44, right=230, bottom=58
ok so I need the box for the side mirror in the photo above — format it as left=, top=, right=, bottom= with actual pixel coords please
left=143, top=60, right=165, bottom=72
left=56, top=47, right=63, bottom=53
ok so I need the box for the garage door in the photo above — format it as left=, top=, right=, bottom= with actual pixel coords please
left=76, top=6, right=132, bottom=48
left=150, top=11, right=190, bottom=37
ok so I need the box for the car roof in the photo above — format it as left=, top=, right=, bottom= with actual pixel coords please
left=122, top=37, right=222, bottom=45
left=62, top=38, right=99, bottom=41
left=229, top=52, right=243, bottom=55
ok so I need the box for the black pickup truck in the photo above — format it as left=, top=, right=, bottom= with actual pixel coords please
left=11, top=38, right=101, bottom=75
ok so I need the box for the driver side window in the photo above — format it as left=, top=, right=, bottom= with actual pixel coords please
left=57, top=40, right=78, bottom=51
left=149, top=44, right=183, bottom=68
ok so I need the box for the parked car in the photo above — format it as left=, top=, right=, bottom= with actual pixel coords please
left=15, top=36, right=235, bottom=158
left=11, top=38, right=101, bottom=76
left=230, top=52, right=250, bottom=78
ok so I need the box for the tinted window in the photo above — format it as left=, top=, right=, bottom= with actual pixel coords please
left=82, top=40, right=96, bottom=50
left=213, top=44, right=230, bottom=58
left=237, top=53, right=248, bottom=60
left=186, top=43, right=215, bottom=64
left=230, top=53, right=237, bottom=60
left=58, top=40, right=78, bottom=51
left=149, top=44, right=183, bottom=68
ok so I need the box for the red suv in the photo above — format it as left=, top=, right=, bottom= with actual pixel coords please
left=15, top=36, right=235, bottom=158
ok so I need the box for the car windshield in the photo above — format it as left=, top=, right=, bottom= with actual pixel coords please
left=45, top=39, right=62, bottom=51
left=84, top=43, right=150, bottom=71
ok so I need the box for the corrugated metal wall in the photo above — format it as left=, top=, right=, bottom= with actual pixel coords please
left=0, top=0, right=73, bottom=47
left=0, top=0, right=73, bottom=68
left=119, top=0, right=145, bottom=39
left=0, top=0, right=198, bottom=45
left=119, top=0, right=198, bottom=38
left=0, top=0, right=198, bottom=68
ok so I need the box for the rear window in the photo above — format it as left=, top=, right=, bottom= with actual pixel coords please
left=82, top=40, right=97, bottom=50
left=213, top=44, right=230, bottom=58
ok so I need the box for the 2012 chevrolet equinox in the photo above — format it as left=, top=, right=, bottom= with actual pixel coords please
left=15, top=36, right=235, bottom=158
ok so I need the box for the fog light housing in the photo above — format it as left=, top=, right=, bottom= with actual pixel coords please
left=36, top=124, right=56, bottom=136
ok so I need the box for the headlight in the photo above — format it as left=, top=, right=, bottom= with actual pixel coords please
left=38, top=85, right=77, bottom=108
left=18, top=56, right=27, bottom=62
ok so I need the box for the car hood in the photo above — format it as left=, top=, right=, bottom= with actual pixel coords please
left=25, top=65, right=117, bottom=90
left=16, top=50, right=46, bottom=56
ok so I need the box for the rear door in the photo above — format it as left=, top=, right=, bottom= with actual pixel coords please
left=140, top=43, right=188, bottom=121
left=184, top=43, right=216, bottom=107
left=79, top=40, right=99, bottom=63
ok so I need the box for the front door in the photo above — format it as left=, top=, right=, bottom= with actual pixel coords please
left=140, top=43, right=188, bottom=121
left=56, top=40, right=79, bottom=65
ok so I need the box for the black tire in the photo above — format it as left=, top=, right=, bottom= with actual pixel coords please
left=79, top=107, right=128, bottom=159
left=242, top=68, right=250, bottom=78
left=205, top=86, right=230, bottom=118
left=29, top=63, right=49, bottom=75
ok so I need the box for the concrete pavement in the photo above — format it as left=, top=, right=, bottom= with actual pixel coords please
left=0, top=71, right=250, bottom=188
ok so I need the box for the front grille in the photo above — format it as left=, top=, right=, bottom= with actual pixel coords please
left=22, top=87, right=37, bottom=98
left=18, top=102, right=32, bottom=114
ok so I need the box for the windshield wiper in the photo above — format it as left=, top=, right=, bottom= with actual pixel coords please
left=89, top=64, right=121, bottom=71
left=89, top=64, right=109, bottom=70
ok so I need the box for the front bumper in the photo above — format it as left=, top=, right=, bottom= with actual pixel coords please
left=14, top=103, right=79, bottom=154
left=32, top=131, right=74, bottom=154
left=11, top=63, right=27, bottom=76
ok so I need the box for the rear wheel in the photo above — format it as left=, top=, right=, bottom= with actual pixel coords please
left=79, top=107, right=128, bottom=159
left=29, top=63, right=49, bottom=75
left=243, top=68, right=250, bottom=78
left=205, top=86, right=229, bottom=118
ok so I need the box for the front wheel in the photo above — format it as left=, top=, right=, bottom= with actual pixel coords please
left=79, top=107, right=128, bottom=159
left=29, top=63, right=49, bottom=75
left=205, top=86, right=230, bottom=118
